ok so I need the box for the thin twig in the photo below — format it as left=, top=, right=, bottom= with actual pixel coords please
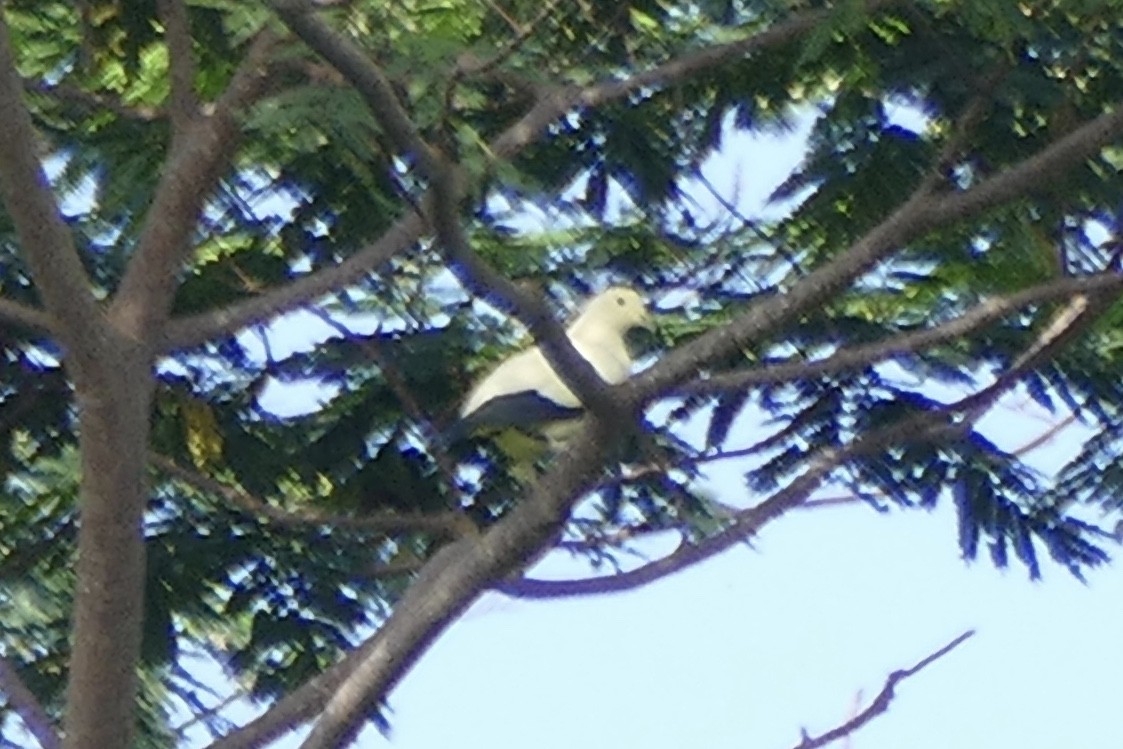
left=151, top=453, right=471, bottom=538
left=454, top=0, right=566, bottom=79
left=1011, top=413, right=1080, bottom=457
left=306, top=307, right=469, bottom=500
left=791, top=630, right=976, bottom=749
left=21, top=78, right=164, bottom=120
left=171, top=691, right=243, bottom=736
left=358, top=556, right=428, bottom=578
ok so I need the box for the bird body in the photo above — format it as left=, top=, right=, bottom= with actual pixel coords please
left=445, top=287, right=653, bottom=456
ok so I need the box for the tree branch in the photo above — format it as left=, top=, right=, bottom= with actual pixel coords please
left=157, top=211, right=428, bottom=351
left=929, top=103, right=1123, bottom=227
left=160, top=0, right=890, bottom=352
left=208, top=418, right=619, bottom=749
left=0, top=297, right=55, bottom=336
left=452, top=0, right=565, bottom=80
left=274, top=3, right=619, bottom=415
left=151, top=453, right=471, bottom=538
left=791, top=630, right=975, bottom=749
left=21, top=78, right=164, bottom=121
left=634, top=95, right=1123, bottom=401
left=954, top=275, right=1123, bottom=427
left=271, top=0, right=440, bottom=173
left=294, top=418, right=618, bottom=749
left=0, top=656, right=61, bottom=749
left=110, top=30, right=277, bottom=342
left=156, top=0, right=198, bottom=132
left=489, top=0, right=903, bottom=159
left=677, top=270, right=1123, bottom=397
left=428, top=169, right=619, bottom=415
left=1011, top=413, right=1079, bottom=458
left=500, top=299, right=1098, bottom=602
left=494, top=458, right=838, bottom=599
left=0, top=11, right=104, bottom=359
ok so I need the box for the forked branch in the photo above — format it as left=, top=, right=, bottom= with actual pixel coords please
left=110, top=30, right=278, bottom=341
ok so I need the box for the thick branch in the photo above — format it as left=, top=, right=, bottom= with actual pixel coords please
left=110, top=31, right=276, bottom=342
left=157, top=0, right=198, bottom=132
left=677, top=271, right=1123, bottom=397
left=209, top=419, right=618, bottom=749
left=151, top=453, right=470, bottom=537
left=295, top=418, right=617, bottom=749
left=0, top=297, right=55, bottom=336
left=792, top=630, right=975, bottom=749
left=0, top=12, right=104, bottom=358
left=0, top=657, right=61, bottom=749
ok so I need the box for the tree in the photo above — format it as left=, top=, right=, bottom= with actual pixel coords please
left=1, top=0, right=1122, bottom=747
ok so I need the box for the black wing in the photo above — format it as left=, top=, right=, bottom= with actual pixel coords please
left=443, top=391, right=584, bottom=445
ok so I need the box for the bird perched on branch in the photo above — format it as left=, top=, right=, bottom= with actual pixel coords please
left=443, top=286, right=655, bottom=480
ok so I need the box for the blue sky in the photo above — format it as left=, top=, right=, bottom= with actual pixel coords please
left=169, top=110, right=1123, bottom=749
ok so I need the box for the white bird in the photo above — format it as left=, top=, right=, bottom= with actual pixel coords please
left=444, top=287, right=654, bottom=471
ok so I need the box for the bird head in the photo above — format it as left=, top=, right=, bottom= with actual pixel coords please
left=576, top=286, right=655, bottom=335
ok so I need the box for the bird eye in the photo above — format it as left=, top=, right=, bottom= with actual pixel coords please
left=616, top=297, right=626, bottom=306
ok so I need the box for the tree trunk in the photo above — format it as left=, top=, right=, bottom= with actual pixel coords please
left=62, top=340, right=154, bottom=749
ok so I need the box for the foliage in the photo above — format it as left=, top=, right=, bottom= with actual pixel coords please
left=2, top=0, right=1123, bottom=744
